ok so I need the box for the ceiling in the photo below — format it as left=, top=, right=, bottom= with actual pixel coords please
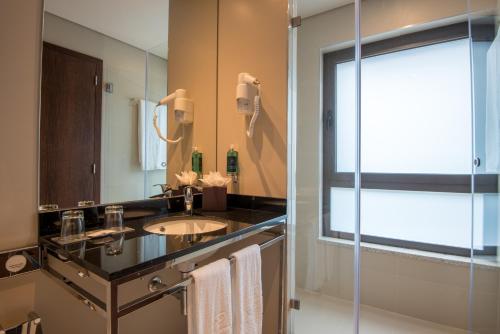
left=45, top=0, right=169, bottom=58
left=297, top=0, right=353, bottom=18
left=45, top=0, right=352, bottom=56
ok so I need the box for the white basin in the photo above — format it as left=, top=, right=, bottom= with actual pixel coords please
left=144, top=218, right=227, bottom=236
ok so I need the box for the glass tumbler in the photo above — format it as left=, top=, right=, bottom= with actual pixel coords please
left=60, top=210, right=85, bottom=242
left=104, top=205, right=124, bottom=231
left=105, top=234, right=125, bottom=256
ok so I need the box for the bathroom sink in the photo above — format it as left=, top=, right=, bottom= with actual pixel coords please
left=144, top=217, right=228, bottom=270
left=144, top=217, right=228, bottom=236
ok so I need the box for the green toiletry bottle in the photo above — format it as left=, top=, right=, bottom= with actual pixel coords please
left=192, top=147, right=202, bottom=176
left=227, top=145, right=239, bottom=176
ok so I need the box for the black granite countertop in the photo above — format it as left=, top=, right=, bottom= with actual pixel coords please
left=40, top=207, right=286, bottom=281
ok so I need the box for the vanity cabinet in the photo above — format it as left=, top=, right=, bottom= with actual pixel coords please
left=37, top=204, right=286, bottom=334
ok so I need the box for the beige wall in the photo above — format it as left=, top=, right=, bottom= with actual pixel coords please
left=168, top=0, right=288, bottom=198
left=0, top=0, right=41, bottom=251
left=167, top=0, right=218, bottom=183
left=43, top=13, right=166, bottom=204
left=0, top=272, right=39, bottom=330
left=295, top=0, right=499, bottom=332
left=217, top=0, right=288, bottom=198
left=0, top=0, right=42, bottom=328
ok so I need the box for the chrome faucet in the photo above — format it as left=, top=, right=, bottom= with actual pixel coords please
left=183, top=186, right=193, bottom=215
left=155, top=184, right=173, bottom=198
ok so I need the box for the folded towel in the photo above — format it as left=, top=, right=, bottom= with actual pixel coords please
left=231, top=244, right=263, bottom=334
left=188, top=259, right=232, bottom=334
left=138, top=99, right=167, bottom=171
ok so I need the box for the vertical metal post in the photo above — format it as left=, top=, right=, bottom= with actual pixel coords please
left=465, top=1, right=476, bottom=332
left=181, top=272, right=189, bottom=316
left=353, top=0, right=362, bottom=333
left=286, top=0, right=298, bottom=331
left=106, top=281, right=118, bottom=334
left=279, top=227, right=287, bottom=333
left=143, top=50, right=149, bottom=200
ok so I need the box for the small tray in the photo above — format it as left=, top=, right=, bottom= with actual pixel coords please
left=51, top=227, right=135, bottom=245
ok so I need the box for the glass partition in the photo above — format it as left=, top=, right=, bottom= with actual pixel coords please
left=359, top=1, right=474, bottom=332
left=470, top=1, right=500, bottom=333
left=289, top=0, right=500, bottom=332
left=145, top=43, right=169, bottom=199
left=290, top=0, right=357, bottom=332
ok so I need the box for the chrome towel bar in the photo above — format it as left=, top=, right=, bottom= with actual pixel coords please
left=118, top=234, right=285, bottom=317
left=150, top=234, right=284, bottom=293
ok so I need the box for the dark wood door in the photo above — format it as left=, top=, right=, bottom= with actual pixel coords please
left=40, top=42, right=102, bottom=208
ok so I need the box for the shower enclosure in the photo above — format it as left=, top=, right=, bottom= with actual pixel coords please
left=288, top=0, right=500, bottom=333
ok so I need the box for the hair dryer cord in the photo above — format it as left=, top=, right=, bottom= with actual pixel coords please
left=246, top=86, right=261, bottom=138
left=153, top=107, right=182, bottom=144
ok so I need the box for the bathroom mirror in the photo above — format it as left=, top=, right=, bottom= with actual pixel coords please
left=38, top=0, right=218, bottom=209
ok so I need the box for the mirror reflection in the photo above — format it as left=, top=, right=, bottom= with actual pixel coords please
left=40, top=0, right=168, bottom=208
left=39, top=0, right=218, bottom=209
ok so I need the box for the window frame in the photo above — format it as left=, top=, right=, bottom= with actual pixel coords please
left=322, top=22, right=497, bottom=257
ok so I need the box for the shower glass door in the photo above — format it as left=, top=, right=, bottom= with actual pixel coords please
left=289, top=0, right=500, bottom=333
left=288, top=0, right=357, bottom=333
left=470, top=2, right=500, bottom=333
left=358, top=1, right=475, bottom=333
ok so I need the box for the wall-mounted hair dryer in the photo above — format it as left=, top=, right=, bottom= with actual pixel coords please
left=153, top=89, right=194, bottom=144
left=157, top=89, right=194, bottom=124
left=236, top=73, right=261, bottom=138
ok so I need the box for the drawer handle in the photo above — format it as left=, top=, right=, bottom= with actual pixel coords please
left=148, top=276, right=165, bottom=292
left=79, top=297, right=96, bottom=311
left=77, top=270, right=89, bottom=278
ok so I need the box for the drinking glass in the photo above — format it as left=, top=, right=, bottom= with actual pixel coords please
left=105, top=234, right=125, bottom=256
left=60, top=210, right=85, bottom=241
left=104, top=205, right=124, bottom=231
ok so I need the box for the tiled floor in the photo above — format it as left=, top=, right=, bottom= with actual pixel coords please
left=294, top=289, right=468, bottom=334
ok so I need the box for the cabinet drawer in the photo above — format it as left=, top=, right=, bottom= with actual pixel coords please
left=118, top=267, right=182, bottom=306
left=46, top=254, right=107, bottom=302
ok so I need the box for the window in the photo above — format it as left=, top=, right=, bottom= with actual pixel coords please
left=322, top=23, right=497, bottom=256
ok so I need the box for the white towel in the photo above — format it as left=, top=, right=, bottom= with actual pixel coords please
left=188, top=259, right=232, bottom=334
left=231, top=244, right=263, bottom=334
left=138, top=99, right=167, bottom=171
